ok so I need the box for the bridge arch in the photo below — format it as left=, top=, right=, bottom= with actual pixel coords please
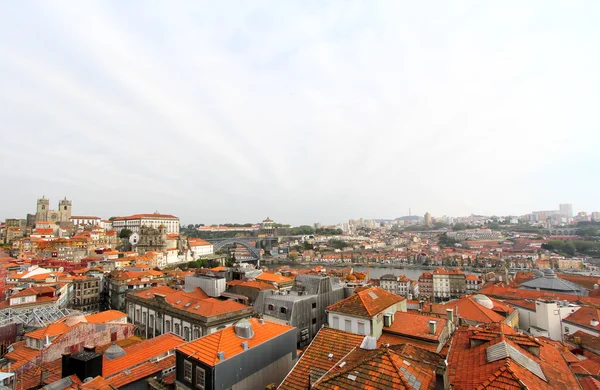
left=212, top=238, right=261, bottom=260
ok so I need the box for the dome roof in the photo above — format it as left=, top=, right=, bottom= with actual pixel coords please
left=104, top=343, right=126, bottom=360
left=472, top=294, right=494, bottom=310
left=533, top=269, right=545, bottom=278
left=543, top=269, right=557, bottom=278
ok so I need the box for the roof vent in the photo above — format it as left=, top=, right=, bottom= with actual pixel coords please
left=360, top=335, right=377, bottom=350
left=339, top=362, right=347, bottom=368
left=217, top=351, right=225, bottom=361
left=241, top=341, right=249, bottom=351
left=347, top=374, right=357, bottom=381
left=104, top=343, right=126, bottom=360
left=429, top=320, right=437, bottom=335
left=234, top=319, right=254, bottom=339
left=591, top=319, right=599, bottom=327
left=259, top=318, right=264, bottom=324
left=328, top=353, right=334, bottom=360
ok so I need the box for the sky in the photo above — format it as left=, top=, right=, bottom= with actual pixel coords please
left=1, top=1, right=599, bottom=225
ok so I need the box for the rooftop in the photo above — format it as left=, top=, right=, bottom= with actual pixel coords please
left=326, top=286, right=405, bottom=318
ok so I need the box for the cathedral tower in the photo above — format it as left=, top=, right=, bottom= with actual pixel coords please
left=36, top=196, right=50, bottom=222
left=59, top=198, right=72, bottom=222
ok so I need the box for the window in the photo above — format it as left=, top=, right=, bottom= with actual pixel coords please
left=165, top=320, right=171, bottom=333
left=312, top=302, right=317, bottom=309
left=174, top=323, right=180, bottom=335
left=312, top=318, right=317, bottom=325
left=268, top=304, right=274, bottom=310
left=332, top=316, right=339, bottom=329
left=280, top=307, right=287, bottom=314
left=183, top=360, right=192, bottom=382
left=196, top=366, right=205, bottom=389
left=358, top=322, right=365, bottom=335
left=345, top=319, right=352, bottom=332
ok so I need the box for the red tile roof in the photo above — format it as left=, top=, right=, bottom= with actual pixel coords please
left=279, top=327, right=365, bottom=390
left=106, top=355, right=175, bottom=387
left=563, top=306, right=600, bottom=332
left=24, top=322, right=69, bottom=340
left=580, top=376, right=600, bottom=390
left=384, top=311, right=447, bottom=341
left=176, top=318, right=294, bottom=367
left=448, top=326, right=579, bottom=390
left=103, top=333, right=184, bottom=377
left=326, top=286, right=405, bottom=318
left=85, top=310, right=127, bottom=324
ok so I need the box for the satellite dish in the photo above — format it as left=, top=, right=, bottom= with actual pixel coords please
left=129, top=233, right=140, bottom=245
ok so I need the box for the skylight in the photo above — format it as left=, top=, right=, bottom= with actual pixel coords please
left=486, top=341, right=546, bottom=381
left=368, top=291, right=378, bottom=300
left=194, top=305, right=200, bottom=310
left=184, top=302, right=191, bottom=307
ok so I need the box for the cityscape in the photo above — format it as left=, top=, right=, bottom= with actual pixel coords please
left=0, top=197, right=599, bottom=389
left=2, top=1, right=600, bottom=389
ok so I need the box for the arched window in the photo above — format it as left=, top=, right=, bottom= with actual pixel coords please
left=174, top=323, right=180, bottom=335
left=268, top=304, right=274, bottom=311
left=149, top=314, right=154, bottom=327
left=280, top=307, right=287, bottom=314
left=165, top=320, right=171, bottom=333
left=194, top=328, right=201, bottom=340
left=143, top=312, right=147, bottom=325
left=184, top=327, right=190, bottom=341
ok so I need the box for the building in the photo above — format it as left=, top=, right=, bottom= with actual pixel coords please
left=125, top=285, right=252, bottom=341
left=35, top=196, right=72, bottom=224
left=447, top=324, right=579, bottom=390
left=71, top=275, right=101, bottom=312
left=326, top=286, right=406, bottom=340
left=519, top=269, right=588, bottom=296
left=419, top=272, right=433, bottom=300
left=465, top=274, right=483, bottom=293
left=506, top=298, right=580, bottom=341
left=559, top=203, right=573, bottom=218
left=184, top=274, right=226, bottom=297
left=562, top=305, right=600, bottom=338
left=379, top=310, right=452, bottom=353
left=70, top=215, right=101, bottom=226
left=424, top=212, right=432, bottom=226
left=188, top=238, right=214, bottom=258
left=278, top=327, right=447, bottom=390
left=443, top=294, right=519, bottom=328
left=112, top=212, right=180, bottom=234
left=254, top=275, right=345, bottom=347
left=175, top=318, right=297, bottom=390
left=432, top=268, right=466, bottom=301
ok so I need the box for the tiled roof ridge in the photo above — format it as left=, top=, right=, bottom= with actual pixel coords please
left=312, top=346, right=371, bottom=387
left=384, top=348, right=412, bottom=388
left=466, top=295, right=500, bottom=321
left=356, top=290, right=373, bottom=317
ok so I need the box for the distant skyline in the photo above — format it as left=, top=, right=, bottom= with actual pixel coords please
left=1, top=1, right=599, bottom=225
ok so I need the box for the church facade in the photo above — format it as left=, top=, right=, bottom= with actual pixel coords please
left=35, top=196, right=72, bottom=224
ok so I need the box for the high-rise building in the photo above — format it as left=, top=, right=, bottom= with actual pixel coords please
left=424, top=212, right=432, bottom=226
left=559, top=203, right=573, bottom=218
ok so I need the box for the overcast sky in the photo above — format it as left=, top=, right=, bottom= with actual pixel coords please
left=1, top=1, right=599, bottom=225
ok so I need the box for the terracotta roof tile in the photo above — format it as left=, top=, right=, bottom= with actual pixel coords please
left=326, top=286, right=405, bottom=317
left=85, top=310, right=127, bottom=324
left=177, top=318, right=294, bottom=367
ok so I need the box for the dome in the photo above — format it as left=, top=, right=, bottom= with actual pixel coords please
left=104, top=343, right=126, bottom=360
left=543, top=269, right=557, bottom=278
left=472, top=294, right=494, bottom=310
left=533, top=269, right=545, bottom=278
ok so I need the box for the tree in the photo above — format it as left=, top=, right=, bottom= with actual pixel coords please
left=187, top=224, right=194, bottom=230
left=291, top=225, right=315, bottom=235
left=453, top=223, right=467, bottom=231
left=119, top=228, right=133, bottom=239
left=330, top=239, right=349, bottom=250
left=108, top=216, right=117, bottom=221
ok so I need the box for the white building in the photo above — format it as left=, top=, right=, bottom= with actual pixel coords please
left=188, top=238, right=214, bottom=258
left=70, top=216, right=101, bottom=226
left=112, top=212, right=180, bottom=234
left=509, top=299, right=580, bottom=341
left=184, top=274, right=226, bottom=297
left=326, top=286, right=406, bottom=340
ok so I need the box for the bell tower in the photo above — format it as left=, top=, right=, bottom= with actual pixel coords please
left=59, top=198, right=72, bottom=222
left=36, top=196, right=50, bottom=222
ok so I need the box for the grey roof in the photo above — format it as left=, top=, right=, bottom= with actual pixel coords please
left=43, top=376, right=78, bottom=390
left=486, top=341, right=546, bottom=381
left=104, top=343, right=126, bottom=360
left=519, top=273, right=588, bottom=296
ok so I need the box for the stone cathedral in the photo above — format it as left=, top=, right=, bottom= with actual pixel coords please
left=35, top=196, right=72, bottom=223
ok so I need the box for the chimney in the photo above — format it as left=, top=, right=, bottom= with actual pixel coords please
left=259, top=318, right=264, bottom=325
left=428, top=321, right=437, bottom=335
left=446, top=309, right=454, bottom=323
left=217, top=352, right=225, bottom=361
left=241, top=342, right=249, bottom=351
left=61, top=353, right=71, bottom=378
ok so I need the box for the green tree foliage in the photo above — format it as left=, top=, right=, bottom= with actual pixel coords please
left=452, top=223, right=468, bottom=231
left=290, top=225, right=315, bottom=235
left=119, top=228, right=133, bottom=239
left=542, top=239, right=600, bottom=257
left=438, top=233, right=459, bottom=247
left=330, top=239, right=349, bottom=250
left=316, top=228, right=343, bottom=235
left=576, top=226, right=600, bottom=237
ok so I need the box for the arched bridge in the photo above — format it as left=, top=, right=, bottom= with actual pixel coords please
left=209, top=238, right=262, bottom=260
left=548, top=228, right=578, bottom=235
